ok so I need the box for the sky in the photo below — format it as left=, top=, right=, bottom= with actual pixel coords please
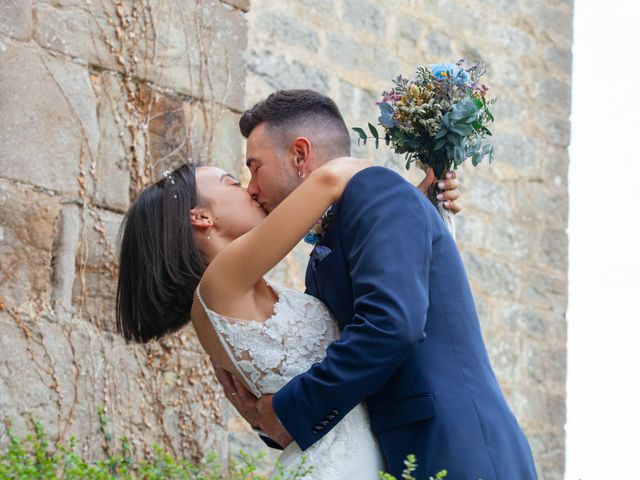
left=565, top=0, right=640, bottom=478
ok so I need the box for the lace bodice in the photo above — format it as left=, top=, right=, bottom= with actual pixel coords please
left=196, top=281, right=341, bottom=398
left=196, top=281, right=384, bottom=479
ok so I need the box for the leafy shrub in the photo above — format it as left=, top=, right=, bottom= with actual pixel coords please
left=0, top=411, right=308, bottom=480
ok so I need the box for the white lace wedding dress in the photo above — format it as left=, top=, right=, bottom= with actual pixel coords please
left=196, top=281, right=385, bottom=479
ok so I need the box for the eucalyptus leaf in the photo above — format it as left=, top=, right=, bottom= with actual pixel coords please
left=435, top=128, right=448, bottom=139
left=368, top=123, right=379, bottom=139
left=352, top=127, right=367, bottom=140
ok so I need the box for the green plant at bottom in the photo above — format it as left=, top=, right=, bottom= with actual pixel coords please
left=2, top=413, right=452, bottom=480
left=0, top=412, right=308, bottom=480
left=378, top=453, right=447, bottom=480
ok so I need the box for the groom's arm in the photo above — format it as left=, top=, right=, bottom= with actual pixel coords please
left=269, top=166, right=434, bottom=450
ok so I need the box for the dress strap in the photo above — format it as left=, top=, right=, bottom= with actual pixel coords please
left=195, top=283, right=207, bottom=311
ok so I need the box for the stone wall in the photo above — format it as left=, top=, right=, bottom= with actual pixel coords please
left=246, top=1, right=572, bottom=478
left=0, top=0, right=263, bottom=469
left=0, top=0, right=572, bottom=478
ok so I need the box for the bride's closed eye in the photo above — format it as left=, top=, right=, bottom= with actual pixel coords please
left=221, top=174, right=242, bottom=187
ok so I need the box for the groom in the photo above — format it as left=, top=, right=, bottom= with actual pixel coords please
left=215, top=89, right=538, bottom=479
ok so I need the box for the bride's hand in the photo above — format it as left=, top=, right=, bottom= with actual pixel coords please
left=314, top=156, right=373, bottom=200
left=416, top=167, right=462, bottom=215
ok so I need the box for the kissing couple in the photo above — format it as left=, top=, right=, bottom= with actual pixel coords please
left=116, top=89, right=538, bottom=479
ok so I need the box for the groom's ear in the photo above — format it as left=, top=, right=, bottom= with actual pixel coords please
left=291, top=137, right=312, bottom=168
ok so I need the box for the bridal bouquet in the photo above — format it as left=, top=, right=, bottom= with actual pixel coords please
left=353, top=59, right=496, bottom=233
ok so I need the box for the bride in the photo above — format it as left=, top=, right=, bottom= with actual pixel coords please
left=115, top=159, right=458, bottom=478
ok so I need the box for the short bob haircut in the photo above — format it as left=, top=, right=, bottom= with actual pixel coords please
left=116, top=163, right=207, bottom=343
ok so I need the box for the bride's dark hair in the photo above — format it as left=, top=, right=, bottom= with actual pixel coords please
left=116, top=163, right=207, bottom=343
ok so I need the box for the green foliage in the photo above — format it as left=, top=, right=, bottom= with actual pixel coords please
left=378, top=454, right=447, bottom=480
left=0, top=411, right=308, bottom=480
left=1, top=414, right=455, bottom=480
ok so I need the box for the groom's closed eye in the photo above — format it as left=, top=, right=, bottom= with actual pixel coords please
left=246, top=158, right=261, bottom=174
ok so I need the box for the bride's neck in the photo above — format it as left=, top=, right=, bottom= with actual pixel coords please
left=199, top=234, right=230, bottom=265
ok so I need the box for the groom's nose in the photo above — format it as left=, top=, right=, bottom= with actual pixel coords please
left=247, top=176, right=260, bottom=198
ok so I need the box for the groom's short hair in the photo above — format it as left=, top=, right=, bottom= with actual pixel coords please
left=239, top=89, right=352, bottom=160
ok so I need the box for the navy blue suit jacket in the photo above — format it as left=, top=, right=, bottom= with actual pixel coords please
left=272, top=167, right=538, bottom=479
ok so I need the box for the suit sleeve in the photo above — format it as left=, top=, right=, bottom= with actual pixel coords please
left=272, top=167, right=434, bottom=450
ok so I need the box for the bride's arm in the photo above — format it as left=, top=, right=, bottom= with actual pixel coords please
left=202, top=157, right=371, bottom=300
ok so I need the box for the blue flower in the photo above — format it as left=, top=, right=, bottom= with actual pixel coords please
left=378, top=102, right=395, bottom=128
left=430, top=63, right=469, bottom=86
left=431, top=63, right=454, bottom=80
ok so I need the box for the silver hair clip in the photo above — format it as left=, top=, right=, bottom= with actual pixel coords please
left=162, top=170, right=178, bottom=198
left=162, top=169, right=176, bottom=185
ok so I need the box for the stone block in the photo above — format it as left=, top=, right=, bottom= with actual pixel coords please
left=492, top=94, right=529, bottom=123
left=294, top=0, right=335, bottom=16
left=425, top=31, right=453, bottom=56
left=194, top=108, right=245, bottom=176
left=342, top=0, right=386, bottom=38
left=521, top=271, right=567, bottom=310
left=35, top=0, right=247, bottom=110
left=465, top=174, right=515, bottom=217
left=248, top=48, right=330, bottom=93
left=464, top=251, right=521, bottom=298
left=525, top=3, right=573, bottom=43
left=77, top=207, right=122, bottom=270
left=456, top=212, right=492, bottom=251
left=337, top=79, right=380, bottom=126
left=485, top=334, right=522, bottom=385
left=514, top=180, right=568, bottom=226
left=395, top=16, right=423, bottom=46
left=0, top=179, right=60, bottom=308
left=545, top=46, right=572, bottom=77
left=256, top=11, right=319, bottom=52
left=90, top=72, right=132, bottom=212
left=51, top=204, right=81, bottom=314
left=427, top=0, right=487, bottom=36
left=489, top=217, right=537, bottom=260
left=488, top=24, right=534, bottom=57
left=0, top=43, right=98, bottom=193
left=494, top=133, right=540, bottom=173
left=485, top=53, right=529, bottom=92
left=534, top=76, right=572, bottom=116
left=0, top=0, right=32, bottom=41
left=326, top=32, right=400, bottom=80
left=540, top=227, right=568, bottom=271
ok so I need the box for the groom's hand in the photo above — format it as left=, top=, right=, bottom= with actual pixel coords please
left=211, top=362, right=260, bottom=427
left=257, top=395, right=293, bottom=448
